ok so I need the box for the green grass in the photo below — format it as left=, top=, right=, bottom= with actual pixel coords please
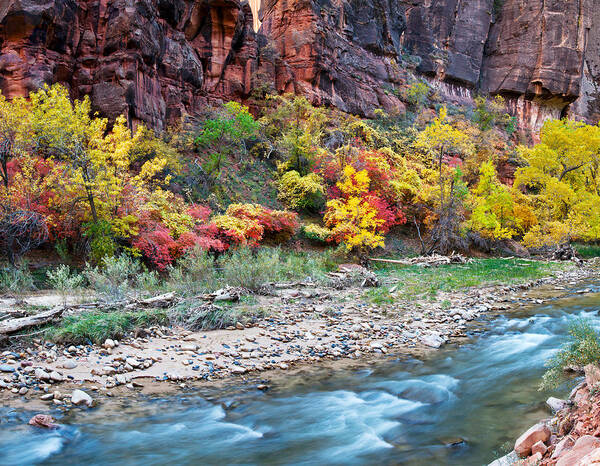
left=46, top=309, right=168, bottom=345
left=364, top=287, right=396, bottom=305
left=169, top=299, right=268, bottom=330
left=574, top=243, right=600, bottom=259
left=371, top=258, right=571, bottom=299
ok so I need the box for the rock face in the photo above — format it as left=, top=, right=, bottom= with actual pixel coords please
left=0, top=0, right=257, bottom=130
left=1, top=0, right=599, bottom=131
left=482, top=0, right=593, bottom=130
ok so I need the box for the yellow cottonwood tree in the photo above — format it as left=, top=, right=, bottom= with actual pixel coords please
left=515, top=118, right=600, bottom=247
left=467, top=161, right=537, bottom=240
left=0, top=93, right=32, bottom=187
left=28, top=85, right=169, bottom=229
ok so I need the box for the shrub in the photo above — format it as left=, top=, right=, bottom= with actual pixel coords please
left=214, top=203, right=299, bottom=246
left=133, top=224, right=178, bottom=271
left=84, top=255, right=142, bottom=302
left=0, top=263, right=35, bottom=293
left=277, top=170, right=325, bottom=210
left=541, top=319, right=600, bottom=390
left=83, top=220, right=116, bottom=264
left=403, top=81, right=430, bottom=108
left=169, top=300, right=267, bottom=330
left=0, top=208, right=48, bottom=265
left=167, top=246, right=218, bottom=295
left=323, top=166, right=387, bottom=251
left=220, top=247, right=281, bottom=291
left=302, top=223, right=332, bottom=243
left=46, top=264, right=84, bottom=305
left=136, top=269, right=162, bottom=294
left=277, top=249, right=336, bottom=282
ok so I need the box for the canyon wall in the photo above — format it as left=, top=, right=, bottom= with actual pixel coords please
left=0, top=0, right=599, bottom=131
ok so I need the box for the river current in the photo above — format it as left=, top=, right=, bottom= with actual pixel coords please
left=2, top=283, right=599, bottom=465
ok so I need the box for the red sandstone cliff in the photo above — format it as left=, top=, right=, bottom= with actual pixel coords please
left=0, top=0, right=598, bottom=131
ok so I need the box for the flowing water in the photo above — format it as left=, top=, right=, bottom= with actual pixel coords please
left=2, top=284, right=600, bottom=466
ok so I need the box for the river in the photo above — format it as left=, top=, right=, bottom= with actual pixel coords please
left=2, top=283, right=599, bottom=465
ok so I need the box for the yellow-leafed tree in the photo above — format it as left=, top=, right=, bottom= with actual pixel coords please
left=515, top=118, right=600, bottom=247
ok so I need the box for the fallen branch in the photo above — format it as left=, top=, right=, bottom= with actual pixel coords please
left=369, top=253, right=471, bottom=268
left=0, top=306, right=64, bottom=335
left=123, top=292, right=177, bottom=309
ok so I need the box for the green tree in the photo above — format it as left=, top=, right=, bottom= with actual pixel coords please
left=195, top=101, right=259, bottom=179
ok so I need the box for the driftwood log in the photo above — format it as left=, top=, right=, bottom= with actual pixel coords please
left=0, top=306, right=64, bottom=334
left=0, top=293, right=180, bottom=336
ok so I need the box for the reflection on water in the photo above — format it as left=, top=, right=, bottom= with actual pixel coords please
left=2, top=286, right=599, bottom=466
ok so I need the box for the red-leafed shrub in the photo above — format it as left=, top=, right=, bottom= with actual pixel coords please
left=187, top=204, right=212, bottom=222
left=132, top=225, right=177, bottom=272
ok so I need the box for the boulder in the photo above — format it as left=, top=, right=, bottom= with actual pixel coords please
left=578, top=447, right=600, bottom=465
left=552, top=436, right=575, bottom=459
left=28, top=414, right=58, bottom=429
left=420, top=333, right=445, bottom=349
left=103, top=339, right=116, bottom=349
left=531, top=440, right=548, bottom=456
left=547, top=397, right=569, bottom=412
left=514, top=422, right=551, bottom=458
left=556, top=436, right=600, bottom=466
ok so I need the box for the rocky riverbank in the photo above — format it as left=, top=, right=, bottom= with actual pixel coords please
left=493, top=364, right=600, bottom=466
left=0, top=262, right=597, bottom=411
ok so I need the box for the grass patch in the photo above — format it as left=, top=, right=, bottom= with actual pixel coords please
left=364, top=287, right=396, bottom=305
left=372, top=258, right=571, bottom=299
left=169, top=299, right=268, bottom=330
left=574, top=243, right=600, bottom=259
left=46, top=309, right=168, bottom=345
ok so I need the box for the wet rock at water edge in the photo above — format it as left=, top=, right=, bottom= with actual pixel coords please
left=28, top=414, right=58, bottom=429
left=71, top=389, right=94, bottom=407
left=439, top=437, right=467, bottom=448
left=420, top=333, right=445, bottom=348
left=487, top=451, right=519, bottom=466
left=546, top=396, right=569, bottom=412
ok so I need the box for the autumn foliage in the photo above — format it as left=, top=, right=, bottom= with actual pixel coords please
left=1, top=83, right=599, bottom=265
